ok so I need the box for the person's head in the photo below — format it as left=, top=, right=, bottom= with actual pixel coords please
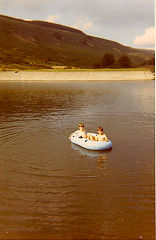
left=97, top=127, right=104, bottom=134
left=78, top=123, right=84, bottom=130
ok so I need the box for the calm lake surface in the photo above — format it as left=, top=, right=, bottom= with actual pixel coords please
left=0, top=80, right=154, bottom=240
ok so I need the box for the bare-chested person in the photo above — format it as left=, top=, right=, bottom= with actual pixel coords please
left=96, top=127, right=108, bottom=142
left=69, top=123, right=87, bottom=139
left=87, top=127, right=108, bottom=141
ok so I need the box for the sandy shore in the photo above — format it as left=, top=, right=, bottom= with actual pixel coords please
left=0, top=70, right=154, bottom=81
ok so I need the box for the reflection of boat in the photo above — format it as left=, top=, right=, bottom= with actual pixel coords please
left=71, top=142, right=112, bottom=158
left=70, top=132, right=112, bottom=151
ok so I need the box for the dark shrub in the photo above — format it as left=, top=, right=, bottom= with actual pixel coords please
left=93, top=62, right=102, bottom=69
left=102, top=53, right=115, bottom=68
left=117, top=55, right=131, bottom=68
left=148, top=57, right=155, bottom=65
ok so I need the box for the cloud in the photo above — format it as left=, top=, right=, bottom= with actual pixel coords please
left=24, top=19, right=33, bottom=21
left=46, top=15, right=60, bottom=23
left=133, top=27, right=155, bottom=47
left=82, top=21, right=94, bottom=31
left=73, top=18, right=95, bottom=31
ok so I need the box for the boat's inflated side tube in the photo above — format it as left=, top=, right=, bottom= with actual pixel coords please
left=70, top=132, right=112, bottom=151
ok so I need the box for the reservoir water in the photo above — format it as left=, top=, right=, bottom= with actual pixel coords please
left=0, top=80, right=154, bottom=239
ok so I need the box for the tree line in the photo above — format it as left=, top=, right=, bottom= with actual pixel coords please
left=93, top=53, right=155, bottom=69
left=93, top=54, right=131, bottom=69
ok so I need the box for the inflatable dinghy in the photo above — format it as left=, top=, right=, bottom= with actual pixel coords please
left=70, top=132, right=112, bottom=151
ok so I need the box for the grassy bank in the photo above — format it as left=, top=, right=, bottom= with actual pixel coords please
left=0, top=68, right=152, bottom=72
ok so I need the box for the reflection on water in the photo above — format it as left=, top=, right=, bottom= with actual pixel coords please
left=0, top=81, right=154, bottom=239
left=71, top=142, right=112, bottom=158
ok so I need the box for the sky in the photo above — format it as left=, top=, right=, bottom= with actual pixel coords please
left=0, top=0, right=155, bottom=49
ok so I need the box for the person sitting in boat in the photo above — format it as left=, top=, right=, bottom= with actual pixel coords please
left=96, top=127, right=108, bottom=142
left=69, top=123, right=87, bottom=139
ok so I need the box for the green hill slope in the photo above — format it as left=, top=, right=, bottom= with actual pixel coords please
left=0, top=14, right=154, bottom=69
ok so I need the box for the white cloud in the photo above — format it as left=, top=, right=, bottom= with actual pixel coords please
left=46, top=15, right=60, bottom=23
left=82, top=21, right=94, bottom=31
left=73, top=18, right=95, bottom=31
left=24, top=19, right=33, bottom=21
left=133, top=27, right=155, bottom=47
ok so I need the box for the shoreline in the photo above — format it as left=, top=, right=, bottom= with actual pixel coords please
left=0, top=70, right=154, bottom=81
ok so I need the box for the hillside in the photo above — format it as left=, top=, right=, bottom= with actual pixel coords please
left=0, top=14, right=154, bottom=70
